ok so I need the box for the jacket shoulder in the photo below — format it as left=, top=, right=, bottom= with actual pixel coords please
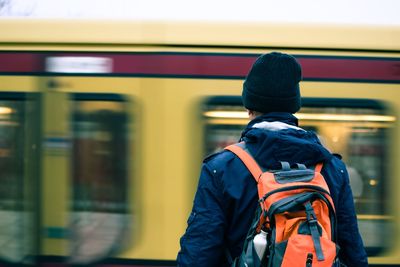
left=328, top=153, right=347, bottom=170
left=203, top=149, right=236, bottom=166
left=320, top=153, right=349, bottom=199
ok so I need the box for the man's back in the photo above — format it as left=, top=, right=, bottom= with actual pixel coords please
left=177, top=112, right=368, bottom=266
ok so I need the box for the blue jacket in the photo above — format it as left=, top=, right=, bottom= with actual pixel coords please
left=177, top=113, right=368, bottom=267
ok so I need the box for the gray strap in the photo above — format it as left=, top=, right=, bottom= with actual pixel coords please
left=243, top=241, right=261, bottom=267
left=225, top=248, right=233, bottom=265
left=231, top=207, right=264, bottom=267
left=296, top=163, right=307, bottom=170
left=280, top=161, right=291, bottom=171
left=305, top=202, right=325, bottom=261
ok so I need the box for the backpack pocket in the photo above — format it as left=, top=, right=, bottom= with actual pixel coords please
left=270, top=234, right=337, bottom=267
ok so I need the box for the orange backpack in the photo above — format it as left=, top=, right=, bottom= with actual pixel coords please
left=225, top=143, right=339, bottom=267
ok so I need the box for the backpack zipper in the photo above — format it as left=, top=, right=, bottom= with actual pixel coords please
left=261, top=185, right=331, bottom=202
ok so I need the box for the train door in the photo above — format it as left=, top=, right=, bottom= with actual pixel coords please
left=38, top=74, right=135, bottom=265
left=202, top=96, right=396, bottom=256
left=0, top=88, right=41, bottom=264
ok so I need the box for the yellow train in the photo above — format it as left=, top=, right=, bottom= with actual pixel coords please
left=0, top=19, right=400, bottom=266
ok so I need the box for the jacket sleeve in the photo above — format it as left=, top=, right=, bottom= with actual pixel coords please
left=177, top=161, right=227, bottom=267
left=335, top=165, right=369, bottom=267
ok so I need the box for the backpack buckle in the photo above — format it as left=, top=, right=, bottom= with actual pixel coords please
left=304, top=201, right=317, bottom=222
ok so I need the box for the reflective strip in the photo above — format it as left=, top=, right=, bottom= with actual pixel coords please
left=43, top=227, right=69, bottom=239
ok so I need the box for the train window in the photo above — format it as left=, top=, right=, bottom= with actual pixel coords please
left=203, top=96, right=395, bottom=255
left=0, top=93, right=38, bottom=264
left=69, top=94, right=130, bottom=264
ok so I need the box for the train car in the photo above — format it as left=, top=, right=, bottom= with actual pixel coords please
left=0, top=19, right=400, bottom=266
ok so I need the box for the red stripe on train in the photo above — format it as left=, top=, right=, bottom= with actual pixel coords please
left=112, top=54, right=254, bottom=77
left=0, top=52, right=399, bottom=82
left=298, top=57, right=400, bottom=81
left=0, top=52, right=42, bottom=72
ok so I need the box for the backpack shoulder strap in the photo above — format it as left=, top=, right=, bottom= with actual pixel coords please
left=225, top=143, right=263, bottom=183
left=315, top=162, right=323, bottom=173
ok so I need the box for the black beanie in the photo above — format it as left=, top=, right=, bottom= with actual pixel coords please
left=242, top=52, right=302, bottom=114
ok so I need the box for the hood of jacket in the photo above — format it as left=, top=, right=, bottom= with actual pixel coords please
left=240, top=112, right=333, bottom=170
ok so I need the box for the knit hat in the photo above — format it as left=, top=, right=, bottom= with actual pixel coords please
left=242, top=52, right=302, bottom=114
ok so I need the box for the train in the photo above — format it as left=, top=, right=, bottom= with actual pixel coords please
left=0, top=19, right=400, bottom=266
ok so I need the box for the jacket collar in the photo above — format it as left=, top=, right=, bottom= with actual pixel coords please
left=251, top=112, right=298, bottom=126
left=240, top=112, right=299, bottom=140
left=238, top=112, right=333, bottom=169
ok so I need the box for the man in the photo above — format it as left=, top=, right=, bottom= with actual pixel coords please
left=177, top=52, right=368, bottom=266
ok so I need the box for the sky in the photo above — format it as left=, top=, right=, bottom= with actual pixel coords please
left=0, top=0, right=400, bottom=26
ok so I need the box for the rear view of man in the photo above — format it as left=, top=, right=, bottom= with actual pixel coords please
left=177, top=52, right=368, bottom=267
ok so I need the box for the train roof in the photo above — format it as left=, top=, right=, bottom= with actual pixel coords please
left=0, top=19, right=399, bottom=51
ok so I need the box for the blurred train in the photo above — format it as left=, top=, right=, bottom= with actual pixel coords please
left=0, top=19, right=400, bottom=266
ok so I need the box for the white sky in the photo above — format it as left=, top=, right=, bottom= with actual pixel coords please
left=1, top=0, right=400, bottom=26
